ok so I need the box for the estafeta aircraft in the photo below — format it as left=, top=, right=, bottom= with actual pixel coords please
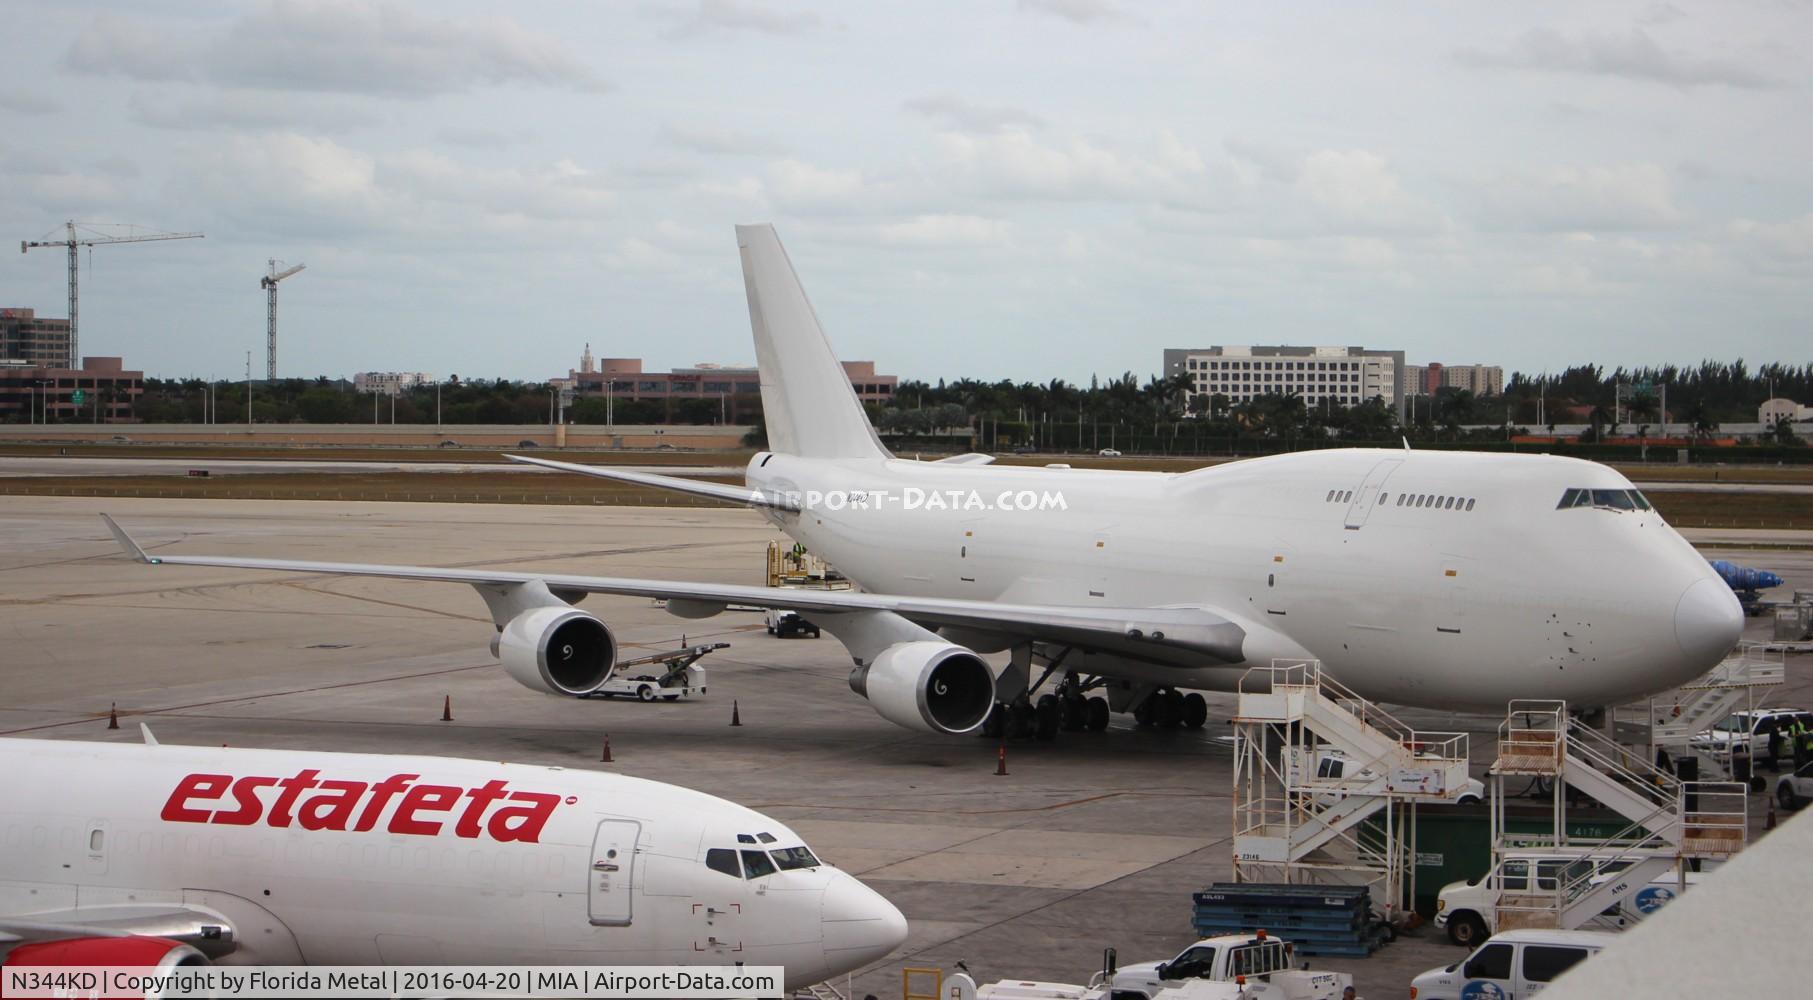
left=0, top=736, right=905, bottom=988
left=99, top=224, right=1743, bottom=739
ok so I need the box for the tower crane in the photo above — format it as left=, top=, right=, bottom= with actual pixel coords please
left=260, top=259, right=306, bottom=381
left=21, top=221, right=203, bottom=368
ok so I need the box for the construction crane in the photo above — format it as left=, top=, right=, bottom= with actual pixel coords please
left=21, top=221, right=203, bottom=368
left=260, top=259, right=306, bottom=381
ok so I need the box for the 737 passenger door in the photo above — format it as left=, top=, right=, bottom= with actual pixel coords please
left=589, top=819, right=640, bottom=926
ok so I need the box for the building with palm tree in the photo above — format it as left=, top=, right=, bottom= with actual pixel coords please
left=1163, top=345, right=1407, bottom=421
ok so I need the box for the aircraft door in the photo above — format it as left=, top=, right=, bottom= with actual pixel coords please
left=1344, top=458, right=1402, bottom=529
left=588, top=819, right=641, bottom=926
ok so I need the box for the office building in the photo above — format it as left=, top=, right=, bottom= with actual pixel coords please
left=1, top=308, right=73, bottom=368
left=0, top=356, right=144, bottom=423
left=1163, top=345, right=1405, bottom=420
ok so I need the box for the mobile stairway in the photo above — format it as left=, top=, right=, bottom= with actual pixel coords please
left=1231, top=660, right=1479, bottom=926
left=1645, top=641, right=1785, bottom=780
left=1488, top=700, right=1746, bottom=933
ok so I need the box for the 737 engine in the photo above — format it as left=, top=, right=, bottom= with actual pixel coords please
left=849, top=640, right=995, bottom=734
left=492, top=606, right=617, bottom=697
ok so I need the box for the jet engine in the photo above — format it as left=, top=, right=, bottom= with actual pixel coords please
left=493, top=606, right=617, bottom=696
left=849, top=640, right=994, bottom=734
left=4, top=935, right=209, bottom=970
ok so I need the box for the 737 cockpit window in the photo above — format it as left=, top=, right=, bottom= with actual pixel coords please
left=770, top=846, right=821, bottom=870
left=706, top=848, right=741, bottom=879
left=741, top=849, right=778, bottom=879
left=1558, top=488, right=1650, bottom=511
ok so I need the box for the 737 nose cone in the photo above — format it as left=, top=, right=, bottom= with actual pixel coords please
left=1674, top=577, right=1743, bottom=667
left=821, top=872, right=908, bottom=975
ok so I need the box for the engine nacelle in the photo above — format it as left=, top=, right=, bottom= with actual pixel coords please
left=849, top=641, right=995, bottom=734
left=495, top=606, right=617, bottom=696
left=6, top=936, right=209, bottom=997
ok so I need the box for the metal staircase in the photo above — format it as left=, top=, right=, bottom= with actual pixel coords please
left=1488, top=700, right=1746, bottom=933
left=1647, top=641, right=1785, bottom=779
left=1232, top=660, right=1477, bottom=924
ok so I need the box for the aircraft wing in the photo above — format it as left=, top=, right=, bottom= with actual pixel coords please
left=101, top=516, right=1244, bottom=663
left=504, top=455, right=799, bottom=511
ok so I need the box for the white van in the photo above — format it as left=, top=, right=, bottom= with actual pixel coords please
left=1434, top=851, right=1704, bottom=946
left=1409, top=929, right=1617, bottom=999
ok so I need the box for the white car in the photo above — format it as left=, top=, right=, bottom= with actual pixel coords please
left=1097, top=448, right=1122, bottom=457
left=1410, top=929, right=1617, bottom=1000
left=1774, top=760, right=1813, bottom=809
left=1434, top=851, right=1704, bottom=946
left=1691, top=707, right=1812, bottom=763
left=1287, top=746, right=1486, bottom=805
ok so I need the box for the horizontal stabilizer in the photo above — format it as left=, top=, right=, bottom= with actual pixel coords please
left=505, top=455, right=798, bottom=510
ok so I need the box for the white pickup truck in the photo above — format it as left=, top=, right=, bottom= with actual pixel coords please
left=957, top=933, right=1351, bottom=1000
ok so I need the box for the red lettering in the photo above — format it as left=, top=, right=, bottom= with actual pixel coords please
left=267, top=769, right=321, bottom=828
left=211, top=776, right=277, bottom=826
left=487, top=791, right=561, bottom=843
left=455, top=780, right=510, bottom=839
left=354, top=774, right=417, bottom=832
left=389, top=784, right=461, bottom=836
left=161, top=773, right=231, bottom=823
left=296, top=780, right=367, bottom=831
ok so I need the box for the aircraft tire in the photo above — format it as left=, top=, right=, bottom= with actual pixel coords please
left=1182, top=693, right=1208, bottom=729
left=1086, top=697, right=1110, bottom=732
left=1034, top=696, right=1062, bottom=741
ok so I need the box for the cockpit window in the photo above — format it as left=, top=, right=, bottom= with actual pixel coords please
left=756, top=832, right=777, bottom=844
left=770, top=846, right=820, bottom=870
left=1592, top=489, right=1636, bottom=510
left=706, top=848, right=741, bottom=879
left=736, top=834, right=756, bottom=844
left=741, top=849, right=777, bottom=879
left=1559, top=488, right=1646, bottom=512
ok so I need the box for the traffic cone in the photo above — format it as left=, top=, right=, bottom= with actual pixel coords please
left=601, top=736, right=613, bottom=763
left=730, top=700, right=742, bottom=727
left=1767, top=798, right=1777, bottom=831
left=441, top=695, right=453, bottom=722
left=995, top=743, right=1009, bottom=776
left=107, top=703, right=119, bottom=730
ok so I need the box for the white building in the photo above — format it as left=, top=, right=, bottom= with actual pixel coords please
left=1759, top=398, right=1811, bottom=423
left=353, top=371, right=435, bottom=395
left=1163, top=345, right=1404, bottom=419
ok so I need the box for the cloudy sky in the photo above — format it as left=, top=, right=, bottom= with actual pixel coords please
left=1, top=1, right=1808, bottom=384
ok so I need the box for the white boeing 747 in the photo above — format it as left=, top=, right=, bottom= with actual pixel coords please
left=100, top=225, right=1743, bottom=738
left=0, top=736, right=904, bottom=988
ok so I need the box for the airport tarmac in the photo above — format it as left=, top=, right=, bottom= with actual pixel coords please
left=3, top=497, right=1809, bottom=998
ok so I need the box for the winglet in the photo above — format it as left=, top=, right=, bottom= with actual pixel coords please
left=1402, top=436, right=1412, bottom=451
left=100, top=514, right=156, bottom=564
left=140, top=723, right=158, bottom=746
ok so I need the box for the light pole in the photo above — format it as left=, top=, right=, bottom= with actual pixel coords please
left=435, top=380, right=442, bottom=427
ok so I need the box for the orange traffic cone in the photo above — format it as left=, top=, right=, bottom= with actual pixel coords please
left=601, top=736, right=613, bottom=763
left=107, top=703, right=119, bottom=730
left=730, top=700, right=742, bottom=727
left=995, top=743, right=1009, bottom=776
left=441, top=695, right=453, bottom=722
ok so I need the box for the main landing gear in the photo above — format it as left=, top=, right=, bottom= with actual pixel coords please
left=980, top=670, right=1111, bottom=741
left=1132, top=687, right=1209, bottom=730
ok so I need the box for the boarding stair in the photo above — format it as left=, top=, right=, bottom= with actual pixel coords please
left=1232, top=660, right=1476, bottom=923
left=1647, top=642, right=1785, bottom=779
left=1489, top=700, right=1746, bottom=932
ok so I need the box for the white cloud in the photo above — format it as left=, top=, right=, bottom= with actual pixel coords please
left=1017, top=0, right=1140, bottom=26
left=766, top=159, right=866, bottom=208
left=933, top=129, right=1207, bottom=203
left=435, top=126, right=535, bottom=149
left=1474, top=164, right=1682, bottom=232
left=904, top=95, right=1044, bottom=134
left=665, top=124, right=782, bottom=156
left=658, top=0, right=822, bottom=39
left=1729, top=212, right=1813, bottom=261
left=1295, top=150, right=1445, bottom=233
left=0, top=91, right=62, bottom=115
left=128, top=90, right=383, bottom=133
left=1456, top=26, right=1777, bottom=90
left=67, top=2, right=607, bottom=97
left=875, top=214, right=1012, bottom=248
